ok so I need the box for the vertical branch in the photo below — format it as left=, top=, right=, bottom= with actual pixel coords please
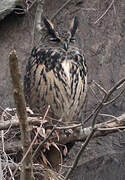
left=33, top=0, right=45, bottom=46
left=9, top=50, right=34, bottom=180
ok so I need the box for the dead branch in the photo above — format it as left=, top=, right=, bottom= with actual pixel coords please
left=93, top=80, right=107, bottom=95
left=9, top=50, right=34, bottom=180
left=0, top=116, right=42, bottom=131
left=94, top=0, right=114, bottom=24
left=25, top=105, right=50, bottom=160
left=32, top=118, right=61, bottom=159
left=1, top=112, right=125, bottom=153
left=51, top=0, right=72, bottom=20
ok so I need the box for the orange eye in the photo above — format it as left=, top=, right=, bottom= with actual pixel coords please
left=49, top=38, right=60, bottom=42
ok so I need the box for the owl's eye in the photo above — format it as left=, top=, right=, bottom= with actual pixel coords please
left=49, top=38, right=60, bottom=42
left=70, top=38, right=75, bottom=43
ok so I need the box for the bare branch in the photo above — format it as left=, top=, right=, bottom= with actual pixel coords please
left=99, top=113, right=119, bottom=120
left=26, top=105, right=50, bottom=159
left=26, top=0, right=38, bottom=11
left=51, top=0, right=72, bottom=20
left=104, top=88, right=125, bottom=105
left=91, top=78, right=125, bottom=127
left=1, top=113, right=125, bottom=155
left=32, top=118, right=62, bottom=159
left=94, top=0, right=114, bottom=24
left=9, top=50, right=34, bottom=180
left=107, top=78, right=125, bottom=97
left=93, top=81, right=108, bottom=95
left=84, top=78, right=125, bottom=125
left=1, top=113, right=125, bottom=144
left=90, top=85, right=101, bottom=103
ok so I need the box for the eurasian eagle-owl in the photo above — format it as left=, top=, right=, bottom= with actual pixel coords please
left=24, top=17, right=87, bottom=123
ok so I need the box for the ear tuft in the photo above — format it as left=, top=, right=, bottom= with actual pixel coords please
left=43, top=17, right=59, bottom=39
left=70, top=17, right=79, bottom=38
left=43, top=17, right=55, bottom=37
left=43, top=17, right=54, bottom=31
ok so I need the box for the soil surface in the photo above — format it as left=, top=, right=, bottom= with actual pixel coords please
left=0, top=0, right=125, bottom=179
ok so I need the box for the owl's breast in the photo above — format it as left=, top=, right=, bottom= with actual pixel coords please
left=24, top=47, right=87, bottom=122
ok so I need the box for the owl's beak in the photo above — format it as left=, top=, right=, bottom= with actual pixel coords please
left=64, top=42, right=68, bottom=51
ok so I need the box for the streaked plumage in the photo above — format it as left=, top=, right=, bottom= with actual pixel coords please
left=24, top=17, right=87, bottom=123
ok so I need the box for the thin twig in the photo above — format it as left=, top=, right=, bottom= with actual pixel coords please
left=27, top=0, right=38, bottom=11
left=64, top=129, right=95, bottom=180
left=56, top=123, right=81, bottom=130
left=81, top=8, right=97, bottom=11
left=32, top=108, right=58, bottom=159
left=84, top=78, right=125, bottom=124
left=93, top=81, right=108, bottom=95
left=98, top=126, right=125, bottom=131
left=99, top=113, right=119, bottom=120
left=1, top=109, right=15, bottom=180
left=83, top=102, right=102, bottom=124
left=94, top=0, right=114, bottom=24
left=107, top=78, right=125, bottom=97
left=21, top=105, right=50, bottom=162
left=0, top=106, right=13, bottom=118
left=90, top=85, right=101, bottom=103
left=51, top=0, right=72, bottom=20
left=104, top=87, right=125, bottom=105
left=91, top=78, right=125, bottom=127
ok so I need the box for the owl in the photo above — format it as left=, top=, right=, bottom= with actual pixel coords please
left=24, top=17, right=87, bottom=123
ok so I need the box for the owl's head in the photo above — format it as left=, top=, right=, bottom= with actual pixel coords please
left=43, top=17, right=79, bottom=51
